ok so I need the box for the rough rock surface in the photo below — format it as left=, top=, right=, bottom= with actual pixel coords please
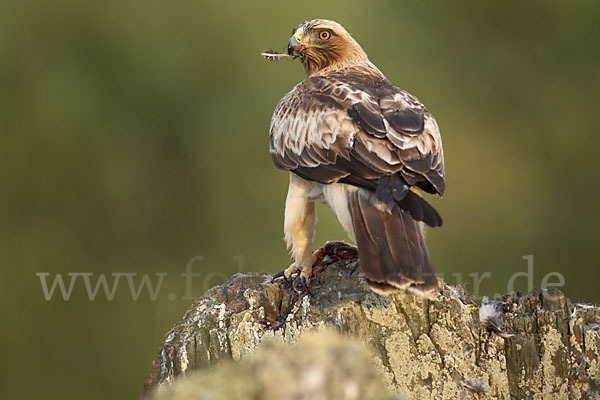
left=143, top=243, right=600, bottom=399
left=151, top=331, right=402, bottom=400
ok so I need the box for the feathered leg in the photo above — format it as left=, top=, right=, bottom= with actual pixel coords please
left=283, top=174, right=317, bottom=282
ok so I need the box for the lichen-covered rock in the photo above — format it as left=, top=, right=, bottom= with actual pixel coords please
left=143, top=246, right=600, bottom=399
left=151, top=331, right=402, bottom=400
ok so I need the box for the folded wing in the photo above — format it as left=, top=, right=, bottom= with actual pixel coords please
left=270, top=70, right=445, bottom=227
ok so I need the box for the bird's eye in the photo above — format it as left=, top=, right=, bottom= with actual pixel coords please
left=319, top=30, right=331, bottom=40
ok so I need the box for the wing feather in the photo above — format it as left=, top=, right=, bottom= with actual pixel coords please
left=270, top=68, right=445, bottom=222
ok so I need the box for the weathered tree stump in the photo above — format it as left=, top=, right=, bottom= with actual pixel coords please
left=143, top=243, right=600, bottom=399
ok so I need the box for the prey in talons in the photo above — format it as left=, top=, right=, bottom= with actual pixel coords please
left=271, top=241, right=358, bottom=295
left=266, top=241, right=358, bottom=332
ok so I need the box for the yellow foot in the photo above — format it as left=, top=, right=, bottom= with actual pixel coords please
left=283, top=252, right=319, bottom=283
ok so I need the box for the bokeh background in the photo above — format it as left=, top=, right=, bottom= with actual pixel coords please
left=1, top=0, right=598, bottom=398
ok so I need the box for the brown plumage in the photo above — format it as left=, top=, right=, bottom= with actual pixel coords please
left=267, top=19, right=445, bottom=297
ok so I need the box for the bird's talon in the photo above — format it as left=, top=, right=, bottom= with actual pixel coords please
left=271, top=270, right=286, bottom=282
left=292, top=275, right=311, bottom=296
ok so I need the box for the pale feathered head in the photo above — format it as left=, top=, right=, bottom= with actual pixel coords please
left=287, top=19, right=369, bottom=76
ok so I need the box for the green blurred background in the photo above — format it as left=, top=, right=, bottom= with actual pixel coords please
left=1, top=0, right=598, bottom=398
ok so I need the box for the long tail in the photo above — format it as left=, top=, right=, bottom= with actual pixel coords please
left=348, top=190, right=438, bottom=297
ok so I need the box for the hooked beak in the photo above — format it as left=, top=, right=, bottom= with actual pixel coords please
left=287, top=33, right=302, bottom=57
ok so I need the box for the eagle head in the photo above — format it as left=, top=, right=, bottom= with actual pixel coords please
left=287, top=19, right=369, bottom=77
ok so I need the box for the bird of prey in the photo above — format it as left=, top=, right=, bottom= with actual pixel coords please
left=268, top=19, right=445, bottom=297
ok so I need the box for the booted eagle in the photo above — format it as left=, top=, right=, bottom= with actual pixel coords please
left=268, top=19, right=445, bottom=297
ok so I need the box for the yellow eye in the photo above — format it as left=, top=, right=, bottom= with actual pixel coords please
left=319, top=30, right=330, bottom=40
